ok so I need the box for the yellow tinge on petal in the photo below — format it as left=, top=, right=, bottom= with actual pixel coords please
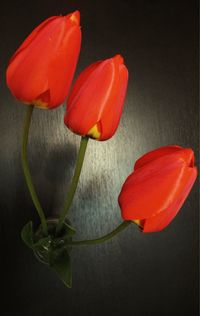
left=87, top=124, right=101, bottom=139
left=23, top=99, right=49, bottom=109
left=32, top=99, right=49, bottom=109
left=69, top=11, right=80, bottom=24
left=132, top=220, right=143, bottom=228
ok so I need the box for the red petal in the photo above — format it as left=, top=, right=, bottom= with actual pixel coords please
left=8, top=16, right=58, bottom=65
left=47, top=24, right=81, bottom=108
left=119, top=154, right=195, bottom=220
left=142, top=166, right=197, bottom=232
left=65, top=55, right=128, bottom=139
left=6, top=17, right=64, bottom=102
left=6, top=12, right=81, bottom=108
left=65, top=58, right=116, bottom=136
left=99, top=57, right=128, bottom=140
left=66, top=61, right=102, bottom=113
left=134, top=145, right=182, bottom=170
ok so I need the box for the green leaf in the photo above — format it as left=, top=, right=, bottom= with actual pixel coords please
left=21, top=221, right=34, bottom=248
left=33, top=236, right=52, bottom=265
left=50, top=248, right=72, bottom=288
left=33, top=237, right=51, bottom=251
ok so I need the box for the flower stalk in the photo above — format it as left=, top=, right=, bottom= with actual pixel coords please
left=21, top=105, right=48, bottom=236
left=67, top=221, right=131, bottom=246
left=56, top=136, right=89, bottom=234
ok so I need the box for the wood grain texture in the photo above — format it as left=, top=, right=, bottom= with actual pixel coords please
left=0, top=1, right=198, bottom=315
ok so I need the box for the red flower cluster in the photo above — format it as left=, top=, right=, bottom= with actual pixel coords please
left=6, top=11, right=197, bottom=233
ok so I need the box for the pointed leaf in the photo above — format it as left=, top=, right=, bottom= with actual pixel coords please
left=51, top=248, right=72, bottom=288
left=21, top=221, right=34, bottom=248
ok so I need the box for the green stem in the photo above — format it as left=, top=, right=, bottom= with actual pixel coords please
left=67, top=221, right=131, bottom=246
left=56, top=136, right=89, bottom=234
left=21, top=105, right=48, bottom=236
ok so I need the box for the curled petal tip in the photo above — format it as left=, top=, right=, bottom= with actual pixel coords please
left=113, top=54, right=124, bottom=64
left=68, top=10, right=80, bottom=25
left=181, top=148, right=195, bottom=168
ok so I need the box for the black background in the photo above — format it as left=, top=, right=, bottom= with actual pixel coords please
left=0, top=1, right=199, bottom=315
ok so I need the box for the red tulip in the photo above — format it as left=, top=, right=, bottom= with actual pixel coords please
left=64, top=54, right=128, bottom=141
left=6, top=11, right=81, bottom=109
left=118, top=146, right=197, bottom=232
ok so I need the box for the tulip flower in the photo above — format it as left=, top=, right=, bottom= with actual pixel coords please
left=118, top=146, right=197, bottom=233
left=64, top=54, right=128, bottom=141
left=6, top=11, right=81, bottom=109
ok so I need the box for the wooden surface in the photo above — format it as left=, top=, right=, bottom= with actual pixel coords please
left=1, top=1, right=198, bottom=315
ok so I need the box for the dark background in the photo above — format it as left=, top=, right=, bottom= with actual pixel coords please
left=0, top=0, right=198, bottom=315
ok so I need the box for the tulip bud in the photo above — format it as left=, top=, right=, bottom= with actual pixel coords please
left=64, top=54, right=128, bottom=141
left=118, top=146, right=197, bottom=232
left=6, top=11, right=81, bottom=109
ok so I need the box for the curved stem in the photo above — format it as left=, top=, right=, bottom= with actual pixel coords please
left=21, top=105, right=48, bottom=236
left=67, top=221, right=131, bottom=246
left=56, top=136, right=89, bottom=234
